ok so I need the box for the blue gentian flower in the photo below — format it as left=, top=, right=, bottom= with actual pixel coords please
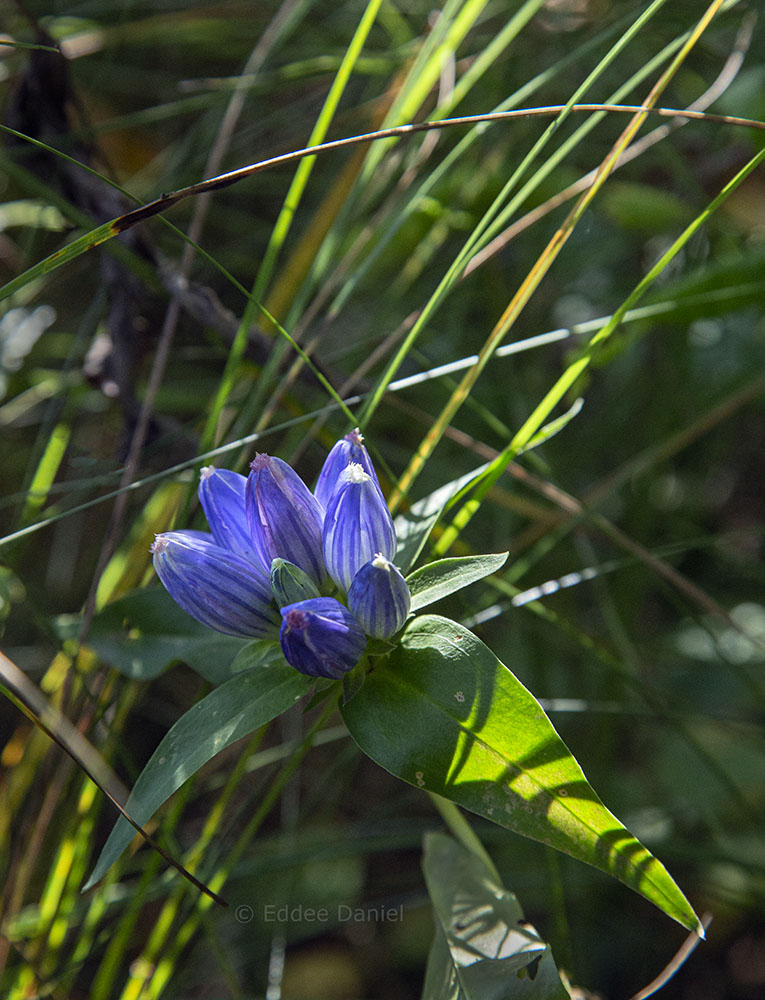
left=314, top=427, right=381, bottom=509
left=151, top=530, right=280, bottom=639
left=246, top=454, right=327, bottom=586
left=322, top=463, right=397, bottom=591
left=198, top=466, right=257, bottom=563
left=154, top=434, right=404, bottom=679
left=279, top=597, right=367, bottom=678
left=347, top=553, right=411, bottom=639
left=270, top=558, right=321, bottom=608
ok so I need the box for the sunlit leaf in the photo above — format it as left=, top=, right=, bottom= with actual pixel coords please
left=407, top=552, right=508, bottom=612
left=341, top=615, right=703, bottom=934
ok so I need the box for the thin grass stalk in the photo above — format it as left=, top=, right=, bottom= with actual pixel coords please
left=319, top=13, right=631, bottom=325
left=184, top=727, right=270, bottom=872
left=262, top=14, right=718, bottom=464
left=249, top=3, right=631, bottom=447
left=440, top=0, right=548, bottom=115
left=435, top=139, right=765, bottom=557
left=37, top=778, right=100, bottom=977
left=217, top=0, right=522, bottom=447
left=89, top=853, right=166, bottom=1000
left=137, top=695, right=339, bottom=999
left=437, top=0, right=675, bottom=278
left=2, top=667, right=121, bottom=991
left=3, top=98, right=762, bottom=314
left=65, top=682, right=140, bottom=996
left=1, top=660, right=80, bottom=951
left=200, top=0, right=384, bottom=451
left=88, top=686, right=230, bottom=999
left=360, top=0, right=491, bottom=178
left=161, top=0, right=309, bottom=531
left=465, top=9, right=755, bottom=271
left=357, top=0, right=675, bottom=435
left=105, top=727, right=267, bottom=1000
left=429, top=793, right=501, bottom=882
left=460, top=4, right=751, bottom=268
left=388, top=0, right=726, bottom=514
left=545, top=847, right=575, bottom=978
left=3, top=258, right=756, bottom=557
left=88, top=746, right=212, bottom=999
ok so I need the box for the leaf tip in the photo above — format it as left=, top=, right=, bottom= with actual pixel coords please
left=81, top=872, right=99, bottom=892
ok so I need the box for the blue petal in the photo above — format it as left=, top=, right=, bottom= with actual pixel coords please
left=198, top=466, right=257, bottom=562
left=152, top=530, right=279, bottom=639
left=246, top=454, right=328, bottom=585
left=279, top=597, right=367, bottom=678
left=314, top=428, right=381, bottom=510
left=322, top=464, right=396, bottom=591
left=347, top=554, right=411, bottom=639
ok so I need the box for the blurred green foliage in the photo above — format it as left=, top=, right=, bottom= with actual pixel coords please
left=1, top=0, right=764, bottom=997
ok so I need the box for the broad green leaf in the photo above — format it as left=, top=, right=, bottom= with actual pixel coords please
left=73, top=589, right=248, bottom=684
left=422, top=832, right=569, bottom=1000
left=407, top=552, right=508, bottom=612
left=394, top=463, right=490, bottom=573
left=85, top=660, right=312, bottom=887
left=422, top=919, right=464, bottom=1000
left=230, top=639, right=288, bottom=674
left=341, top=615, right=703, bottom=934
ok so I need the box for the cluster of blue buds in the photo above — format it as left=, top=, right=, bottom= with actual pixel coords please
left=151, top=429, right=411, bottom=679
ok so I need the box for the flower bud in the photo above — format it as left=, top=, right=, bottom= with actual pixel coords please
left=347, top=553, right=411, bottom=639
left=270, top=558, right=321, bottom=608
left=322, top=463, right=397, bottom=591
left=151, top=531, right=279, bottom=639
left=314, top=427, right=381, bottom=509
left=279, top=598, right=367, bottom=678
left=246, top=454, right=327, bottom=585
left=198, top=466, right=256, bottom=563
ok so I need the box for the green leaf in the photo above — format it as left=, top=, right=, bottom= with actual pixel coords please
left=422, top=832, right=569, bottom=1000
left=407, top=552, right=508, bottom=612
left=422, top=919, right=465, bottom=1000
left=62, top=589, right=248, bottom=683
left=85, top=660, right=313, bottom=888
left=230, top=639, right=288, bottom=674
left=394, top=463, right=490, bottom=572
left=341, top=615, right=703, bottom=934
